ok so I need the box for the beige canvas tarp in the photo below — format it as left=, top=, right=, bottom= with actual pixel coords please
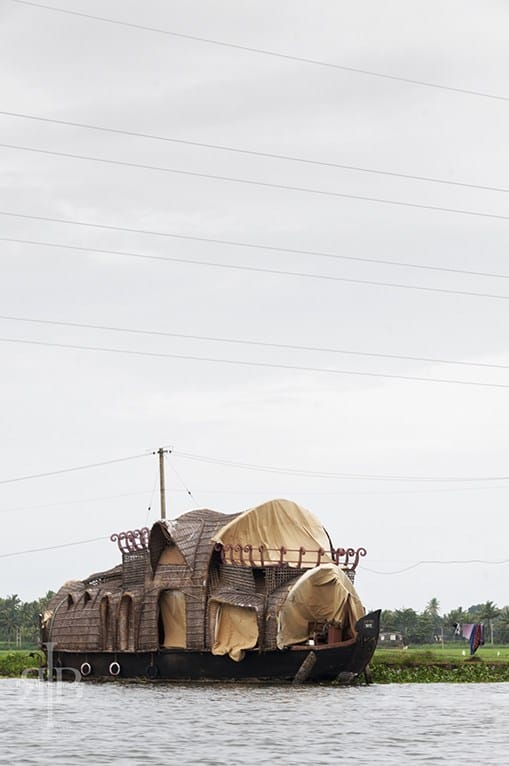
left=212, top=603, right=259, bottom=662
left=276, top=563, right=365, bottom=649
left=213, top=498, right=332, bottom=567
left=159, top=590, right=187, bottom=648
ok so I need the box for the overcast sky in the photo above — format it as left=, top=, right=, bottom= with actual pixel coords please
left=1, top=0, right=509, bottom=615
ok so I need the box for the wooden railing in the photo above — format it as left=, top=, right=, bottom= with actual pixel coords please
left=214, top=543, right=367, bottom=571
left=110, top=527, right=150, bottom=554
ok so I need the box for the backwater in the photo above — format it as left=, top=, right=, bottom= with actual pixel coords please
left=0, top=679, right=507, bottom=764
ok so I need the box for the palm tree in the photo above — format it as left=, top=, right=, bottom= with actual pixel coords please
left=425, top=597, right=440, bottom=617
left=424, top=597, right=442, bottom=642
left=0, top=594, right=21, bottom=646
left=19, top=601, right=39, bottom=645
left=496, top=606, right=509, bottom=643
left=380, top=610, right=397, bottom=632
left=479, top=600, right=500, bottom=645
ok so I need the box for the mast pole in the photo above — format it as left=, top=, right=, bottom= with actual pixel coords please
left=158, top=447, right=167, bottom=520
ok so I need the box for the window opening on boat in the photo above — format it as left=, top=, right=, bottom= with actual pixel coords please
left=158, top=590, right=187, bottom=648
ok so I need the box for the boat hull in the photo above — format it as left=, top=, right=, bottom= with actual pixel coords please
left=47, top=610, right=380, bottom=684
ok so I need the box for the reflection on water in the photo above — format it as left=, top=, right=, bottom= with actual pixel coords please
left=1, top=679, right=508, bottom=765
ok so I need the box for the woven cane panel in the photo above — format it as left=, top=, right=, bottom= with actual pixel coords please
left=104, top=592, right=121, bottom=650
left=136, top=589, right=160, bottom=650
left=264, top=564, right=306, bottom=594
left=177, top=510, right=240, bottom=586
left=172, top=518, right=204, bottom=571
left=153, top=564, right=190, bottom=590
left=51, top=590, right=115, bottom=651
left=205, top=600, right=218, bottom=649
left=218, top=564, right=256, bottom=592
left=122, top=550, right=150, bottom=588
left=207, top=563, right=220, bottom=590
left=48, top=583, right=84, bottom=612
left=185, top=587, right=207, bottom=649
left=149, top=524, right=169, bottom=573
left=50, top=587, right=148, bottom=652
left=191, top=547, right=213, bottom=585
left=263, top=578, right=301, bottom=650
left=209, top=589, right=265, bottom=610
left=84, top=565, right=123, bottom=587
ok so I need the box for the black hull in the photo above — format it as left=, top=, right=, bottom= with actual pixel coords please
left=48, top=611, right=380, bottom=685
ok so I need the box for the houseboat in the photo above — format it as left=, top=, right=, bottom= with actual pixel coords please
left=42, top=498, right=380, bottom=683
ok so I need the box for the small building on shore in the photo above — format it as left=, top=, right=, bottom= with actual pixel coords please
left=377, top=631, right=406, bottom=647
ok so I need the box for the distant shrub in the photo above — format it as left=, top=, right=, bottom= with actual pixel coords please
left=370, top=662, right=509, bottom=683
left=0, top=651, right=43, bottom=677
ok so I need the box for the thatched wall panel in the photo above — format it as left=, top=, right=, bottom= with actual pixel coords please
left=263, top=579, right=300, bottom=650
left=218, top=565, right=255, bottom=592
left=122, top=551, right=150, bottom=588
left=136, top=590, right=160, bottom=650
left=184, top=587, right=207, bottom=649
left=153, top=565, right=190, bottom=590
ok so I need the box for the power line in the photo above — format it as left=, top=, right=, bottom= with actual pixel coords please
left=171, top=449, right=509, bottom=482
left=364, top=558, right=509, bottom=575
left=0, top=489, right=155, bottom=515
left=2, top=109, right=509, bottom=197
left=5, top=142, right=509, bottom=225
left=2, top=312, right=509, bottom=372
left=304, top=484, right=509, bottom=496
left=0, top=537, right=107, bottom=559
left=3, top=230, right=509, bottom=282
left=145, top=464, right=161, bottom=526
left=0, top=452, right=149, bottom=486
left=166, top=456, right=199, bottom=505
left=7, top=0, right=509, bottom=104
left=2, top=336, right=509, bottom=389
left=3, top=231, right=509, bottom=304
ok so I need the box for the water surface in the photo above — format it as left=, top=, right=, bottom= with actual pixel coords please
left=1, top=679, right=508, bottom=765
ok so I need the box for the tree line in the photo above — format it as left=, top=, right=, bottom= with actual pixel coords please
left=381, top=598, right=509, bottom=645
left=0, top=593, right=55, bottom=648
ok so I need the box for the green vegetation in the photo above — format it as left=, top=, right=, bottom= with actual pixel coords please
left=0, top=592, right=54, bottom=649
left=376, top=643, right=509, bottom=663
left=371, top=598, right=509, bottom=682
left=370, top=662, right=509, bottom=684
left=370, top=644, right=509, bottom=683
left=380, top=598, right=509, bottom=645
left=0, top=650, right=44, bottom=677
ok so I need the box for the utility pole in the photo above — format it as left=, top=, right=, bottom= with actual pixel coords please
left=158, top=447, right=167, bottom=520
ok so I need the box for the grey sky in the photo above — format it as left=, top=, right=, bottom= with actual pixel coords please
left=1, top=0, right=509, bottom=614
